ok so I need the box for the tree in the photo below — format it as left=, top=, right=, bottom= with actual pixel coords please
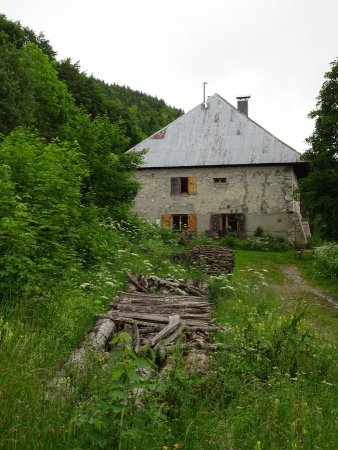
left=300, top=58, right=338, bottom=240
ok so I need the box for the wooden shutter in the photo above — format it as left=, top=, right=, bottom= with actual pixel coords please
left=210, top=214, right=221, bottom=231
left=188, top=214, right=197, bottom=232
left=161, top=214, right=172, bottom=228
left=188, top=176, right=197, bottom=194
left=171, top=177, right=180, bottom=194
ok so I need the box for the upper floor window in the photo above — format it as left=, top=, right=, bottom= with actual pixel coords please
left=171, top=177, right=196, bottom=194
left=213, top=177, right=226, bottom=184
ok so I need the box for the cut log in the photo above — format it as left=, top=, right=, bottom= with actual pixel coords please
left=132, top=323, right=140, bottom=354
left=126, top=272, right=149, bottom=294
left=150, top=315, right=181, bottom=347
left=154, top=321, right=187, bottom=350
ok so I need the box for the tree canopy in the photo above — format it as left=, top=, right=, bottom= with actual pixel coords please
left=0, top=14, right=182, bottom=291
left=300, top=58, right=338, bottom=241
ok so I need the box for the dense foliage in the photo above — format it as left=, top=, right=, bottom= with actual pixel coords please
left=219, top=233, right=289, bottom=251
left=300, top=58, right=338, bottom=241
left=314, top=244, right=338, bottom=279
left=0, top=14, right=181, bottom=292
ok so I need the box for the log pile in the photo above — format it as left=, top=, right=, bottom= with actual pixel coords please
left=171, top=245, right=235, bottom=275
left=105, top=290, right=213, bottom=352
left=126, top=272, right=207, bottom=296
left=48, top=273, right=216, bottom=398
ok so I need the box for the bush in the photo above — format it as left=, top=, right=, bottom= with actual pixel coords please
left=254, top=226, right=264, bottom=237
left=314, top=244, right=338, bottom=279
left=219, top=232, right=241, bottom=248
left=306, top=234, right=325, bottom=248
left=237, top=235, right=288, bottom=252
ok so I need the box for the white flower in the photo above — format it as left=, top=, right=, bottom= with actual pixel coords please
left=105, top=281, right=115, bottom=287
left=79, top=283, right=91, bottom=289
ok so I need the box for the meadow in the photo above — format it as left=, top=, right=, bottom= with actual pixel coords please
left=0, top=231, right=337, bottom=449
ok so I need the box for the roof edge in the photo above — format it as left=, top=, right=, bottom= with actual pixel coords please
left=213, top=93, right=302, bottom=157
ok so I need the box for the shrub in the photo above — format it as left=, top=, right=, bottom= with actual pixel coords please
left=238, top=235, right=288, bottom=252
left=254, top=226, right=264, bottom=237
left=219, top=232, right=241, bottom=248
left=314, top=244, right=338, bottom=279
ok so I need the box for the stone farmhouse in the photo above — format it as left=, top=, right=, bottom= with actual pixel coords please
left=128, top=94, right=310, bottom=245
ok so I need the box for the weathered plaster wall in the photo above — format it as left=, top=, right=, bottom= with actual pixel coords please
left=132, top=165, right=301, bottom=238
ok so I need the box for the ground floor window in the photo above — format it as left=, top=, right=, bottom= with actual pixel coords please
left=161, top=213, right=197, bottom=232
left=172, top=214, right=188, bottom=231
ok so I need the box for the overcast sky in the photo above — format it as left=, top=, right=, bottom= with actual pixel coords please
left=1, top=0, right=337, bottom=151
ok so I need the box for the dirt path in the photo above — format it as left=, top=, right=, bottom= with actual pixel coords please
left=282, top=265, right=338, bottom=309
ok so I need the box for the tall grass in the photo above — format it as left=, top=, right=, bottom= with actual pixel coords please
left=0, top=234, right=337, bottom=449
left=155, top=266, right=337, bottom=449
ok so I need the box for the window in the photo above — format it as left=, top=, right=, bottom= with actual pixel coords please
left=172, top=214, right=189, bottom=231
left=213, top=178, right=226, bottom=184
left=171, top=177, right=196, bottom=194
left=161, top=213, right=197, bottom=232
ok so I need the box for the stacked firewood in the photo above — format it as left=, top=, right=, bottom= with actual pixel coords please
left=105, top=290, right=212, bottom=352
left=171, top=245, right=235, bottom=275
left=126, top=272, right=207, bottom=296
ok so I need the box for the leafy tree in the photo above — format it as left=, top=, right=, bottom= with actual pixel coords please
left=300, top=58, right=338, bottom=240
left=0, top=128, right=87, bottom=286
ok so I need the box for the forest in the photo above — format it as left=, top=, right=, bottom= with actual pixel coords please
left=0, top=14, right=337, bottom=450
left=0, top=13, right=182, bottom=293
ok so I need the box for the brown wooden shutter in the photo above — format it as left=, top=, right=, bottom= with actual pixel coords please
left=188, top=214, right=197, bottom=232
left=161, top=214, right=172, bottom=228
left=188, top=176, right=197, bottom=194
left=171, top=177, right=180, bottom=194
left=210, top=214, right=221, bottom=231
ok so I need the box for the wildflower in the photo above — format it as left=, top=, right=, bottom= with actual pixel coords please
left=105, top=281, right=115, bottom=287
left=173, top=444, right=181, bottom=449
left=10, top=426, right=18, bottom=433
left=321, top=380, right=333, bottom=386
left=79, top=282, right=91, bottom=289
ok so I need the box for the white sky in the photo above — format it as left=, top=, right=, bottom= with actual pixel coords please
left=1, top=0, right=337, bottom=151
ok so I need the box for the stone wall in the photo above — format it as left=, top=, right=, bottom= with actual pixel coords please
left=132, top=165, right=302, bottom=239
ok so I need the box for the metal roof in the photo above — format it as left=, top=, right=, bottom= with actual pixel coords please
left=128, top=94, right=303, bottom=168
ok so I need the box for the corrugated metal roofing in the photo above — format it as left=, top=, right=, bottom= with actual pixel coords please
left=128, top=94, right=302, bottom=168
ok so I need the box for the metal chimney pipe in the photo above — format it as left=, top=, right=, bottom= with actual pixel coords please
left=203, top=82, right=207, bottom=108
left=236, top=96, right=251, bottom=116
